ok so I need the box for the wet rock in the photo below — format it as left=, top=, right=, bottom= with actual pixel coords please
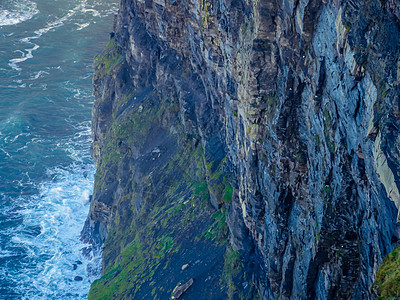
left=81, top=247, right=92, bottom=259
left=74, top=276, right=83, bottom=281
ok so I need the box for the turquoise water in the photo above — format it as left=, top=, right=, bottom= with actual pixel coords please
left=0, top=0, right=117, bottom=298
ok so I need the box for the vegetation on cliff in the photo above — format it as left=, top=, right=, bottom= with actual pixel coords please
left=375, top=246, right=400, bottom=298
left=87, top=36, right=254, bottom=298
left=84, top=0, right=400, bottom=298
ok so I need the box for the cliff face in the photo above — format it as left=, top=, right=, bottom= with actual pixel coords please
left=83, top=0, right=400, bottom=299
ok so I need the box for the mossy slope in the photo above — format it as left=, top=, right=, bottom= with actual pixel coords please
left=375, top=246, right=400, bottom=298
left=87, top=38, right=253, bottom=299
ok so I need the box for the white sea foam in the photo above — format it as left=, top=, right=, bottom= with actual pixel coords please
left=20, top=1, right=89, bottom=44
left=0, top=118, right=98, bottom=299
left=75, top=22, right=90, bottom=30
left=31, top=70, right=49, bottom=80
left=8, top=0, right=117, bottom=72
left=9, top=163, right=97, bottom=299
left=8, top=44, right=40, bottom=71
left=0, top=1, right=121, bottom=298
left=0, top=1, right=39, bottom=26
left=10, top=1, right=93, bottom=71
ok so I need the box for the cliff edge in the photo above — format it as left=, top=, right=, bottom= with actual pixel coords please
left=82, top=0, right=400, bottom=299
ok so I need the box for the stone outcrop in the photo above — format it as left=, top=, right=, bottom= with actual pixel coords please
left=83, top=0, right=400, bottom=298
left=173, top=278, right=194, bottom=299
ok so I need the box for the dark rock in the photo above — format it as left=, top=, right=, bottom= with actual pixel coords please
left=73, top=260, right=83, bottom=270
left=74, top=276, right=83, bottom=281
left=81, top=247, right=92, bottom=259
left=83, top=0, right=400, bottom=298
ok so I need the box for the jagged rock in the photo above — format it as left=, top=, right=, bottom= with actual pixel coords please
left=172, top=278, right=194, bottom=299
left=83, top=0, right=400, bottom=298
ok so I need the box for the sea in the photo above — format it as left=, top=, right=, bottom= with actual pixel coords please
left=0, top=0, right=117, bottom=298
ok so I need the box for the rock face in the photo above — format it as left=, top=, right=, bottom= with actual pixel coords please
left=83, top=0, right=400, bottom=299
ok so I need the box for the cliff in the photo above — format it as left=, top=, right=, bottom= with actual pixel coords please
left=82, top=0, right=400, bottom=299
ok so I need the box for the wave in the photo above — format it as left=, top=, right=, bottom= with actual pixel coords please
left=0, top=116, right=97, bottom=298
left=20, top=0, right=101, bottom=44
left=7, top=0, right=118, bottom=71
left=2, top=162, right=97, bottom=299
left=0, top=0, right=39, bottom=26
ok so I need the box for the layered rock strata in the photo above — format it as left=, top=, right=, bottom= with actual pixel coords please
left=83, top=0, right=400, bottom=298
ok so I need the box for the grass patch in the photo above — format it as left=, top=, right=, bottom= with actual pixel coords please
left=203, top=207, right=227, bottom=242
left=222, top=246, right=243, bottom=300
left=223, top=185, right=233, bottom=203
left=375, top=247, right=400, bottom=297
left=94, top=39, right=123, bottom=77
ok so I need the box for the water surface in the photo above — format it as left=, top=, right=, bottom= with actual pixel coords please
left=0, top=0, right=117, bottom=298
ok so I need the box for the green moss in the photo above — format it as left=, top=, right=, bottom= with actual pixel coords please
left=222, top=246, right=243, bottom=300
left=112, top=87, right=136, bottom=118
left=199, top=0, right=213, bottom=30
left=375, top=247, right=400, bottom=297
left=94, top=39, right=123, bottom=77
left=194, top=181, right=209, bottom=202
left=323, top=109, right=336, bottom=154
left=155, top=234, right=175, bottom=257
left=205, top=153, right=233, bottom=207
left=89, top=241, right=145, bottom=300
left=89, top=38, right=236, bottom=296
left=223, top=185, right=233, bottom=203
left=266, top=94, right=277, bottom=115
left=203, top=207, right=227, bottom=242
left=90, top=219, right=179, bottom=299
left=323, top=185, right=332, bottom=194
left=89, top=128, right=230, bottom=299
left=247, top=123, right=259, bottom=137
left=112, top=97, right=178, bottom=149
left=324, top=109, right=332, bottom=129
left=314, top=134, right=321, bottom=147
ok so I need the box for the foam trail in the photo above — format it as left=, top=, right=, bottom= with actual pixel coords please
left=8, top=44, right=40, bottom=71
left=9, top=0, right=88, bottom=70
left=20, top=1, right=89, bottom=44
left=31, top=70, right=49, bottom=80
left=75, top=22, right=90, bottom=30
left=0, top=1, right=39, bottom=26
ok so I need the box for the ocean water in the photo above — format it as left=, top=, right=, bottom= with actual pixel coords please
left=0, top=0, right=117, bottom=298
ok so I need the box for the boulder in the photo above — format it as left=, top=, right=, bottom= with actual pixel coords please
left=173, top=278, right=193, bottom=299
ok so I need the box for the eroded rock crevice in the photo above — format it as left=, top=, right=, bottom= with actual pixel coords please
left=84, top=0, right=400, bottom=298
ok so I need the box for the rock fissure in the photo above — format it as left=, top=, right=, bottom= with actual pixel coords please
left=84, top=0, right=400, bottom=299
